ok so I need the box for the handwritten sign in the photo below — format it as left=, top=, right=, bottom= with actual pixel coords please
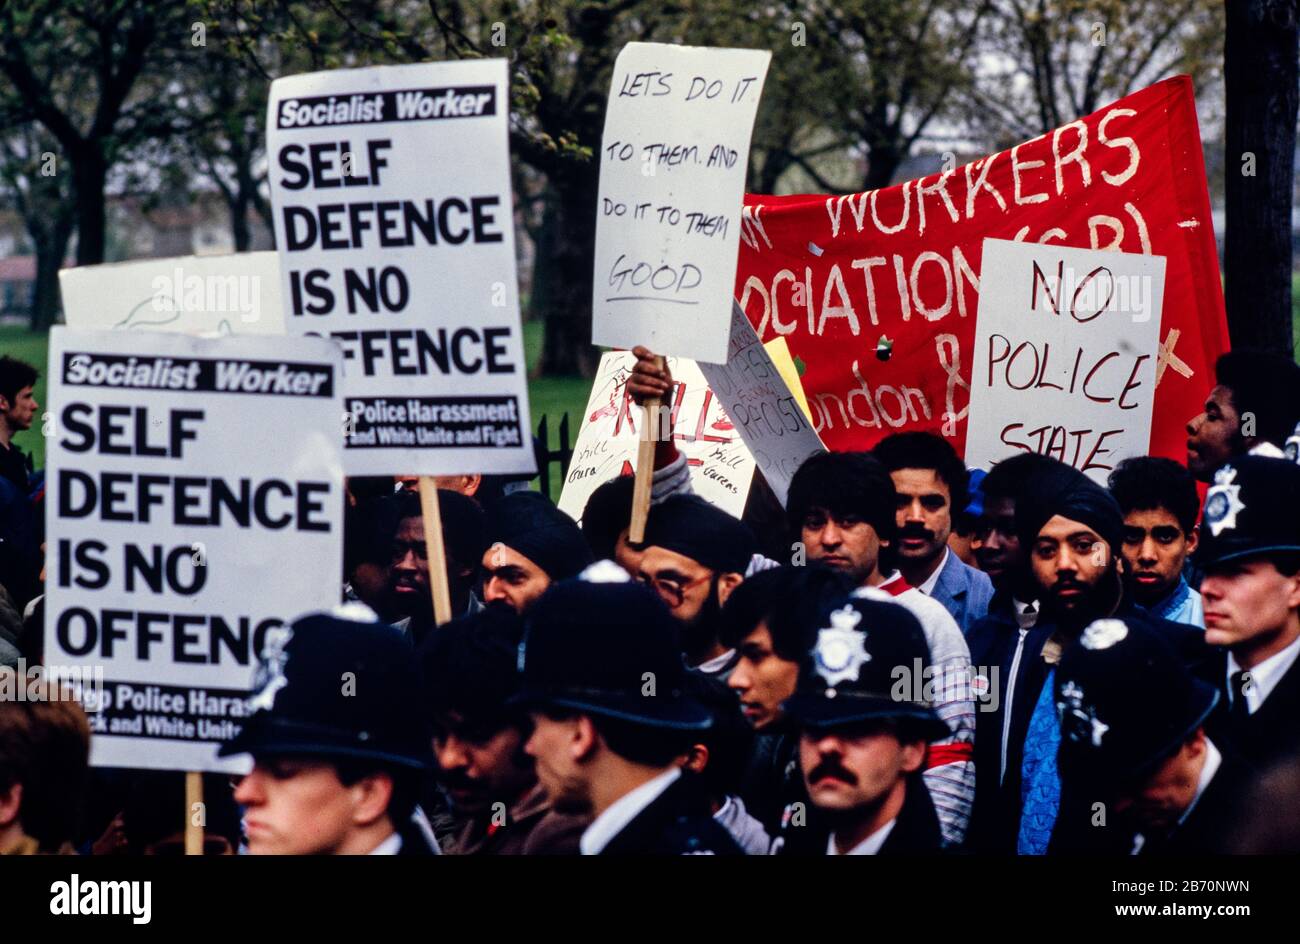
left=591, top=42, right=770, bottom=364
left=698, top=302, right=825, bottom=505
left=964, top=239, right=1166, bottom=482
left=60, top=253, right=285, bottom=336
left=558, top=351, right=755, bottom=521
left=267, top=60, right=534, bottom=476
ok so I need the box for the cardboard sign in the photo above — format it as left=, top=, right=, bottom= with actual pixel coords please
left=591, top=42, right=770, bottom=364
left=60, top=252, right=285, bottom=336
left=964, top=239, right=1166, bottom=481
left=43, top=327, right=345, bottom=772
left=698, top=302, right=825, bottom=505
left=558, top=351, right=754, bottom=522
left=735, top=76, right=1228, bottom=466
left=267, top=60, right=534, bottom=475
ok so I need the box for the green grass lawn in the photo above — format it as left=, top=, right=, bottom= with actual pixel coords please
left=0, top=321, right=592, bottom=500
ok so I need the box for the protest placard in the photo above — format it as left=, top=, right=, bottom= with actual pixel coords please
left=963, top=238, right=1166, bottom=482
left=59, top=252, right=285, bottom=336
left=267, top=60, right=534, bottom=476
left=735, top=76, right=1228, bottom=466
left=558, top=351, right=754, bottom=522
left=698, top=302, right=825, bottom=505
left=591, top=42, right=770, bottom=364
left=43, top=327, right=345, bottom=772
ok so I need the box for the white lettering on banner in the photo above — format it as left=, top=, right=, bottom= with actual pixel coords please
left=268, top=60, right=534, bottom=476
left=591, top=43, right=771, bottom=364
left=44, top=328, right=345, bottom=773
left=963, top=239, right=1166, bottom=482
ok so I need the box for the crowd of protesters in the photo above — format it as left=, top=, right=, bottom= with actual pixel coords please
left=4, top=346, right=1300, bottom=855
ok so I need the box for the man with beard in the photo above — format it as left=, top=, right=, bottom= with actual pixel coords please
left=514, top=563, right=742, bottom=855
left=1109, top=457, right=1204, bottom=627
left=637, top=494, right=756, bottom=674
left=1198, top=457, right=1300, bottom=770
left=1049, top=616, right=1251, bottom=855
left=993, top=461, right=1206, bottom=854
left=481, top=491, right=593, bottom=614
left=785, top=451, right=975, bottom=846
left=718, top=565, right=855, bottom=835
left=780, top=595, right=951, bottom=855
left=1186, top=350, right=1300, bottom=481
left=419, top=604, right=586, bottom=854
left=387, top=490, right=487, bottom=643
left=873, top=432, right=994, bottom=634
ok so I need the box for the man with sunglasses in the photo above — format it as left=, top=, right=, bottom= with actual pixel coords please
left=637, top=494, right=757, bottom=675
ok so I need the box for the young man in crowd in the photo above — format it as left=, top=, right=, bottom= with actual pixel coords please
left=220, top=607, right=438, bottom=855
left=0, top=675, right=89, bottom=855
left=873, top=431, right=994, bottom=634
left=638, top=494, right=756, bottom=674
left=1198, top=456, right=1300, bottom=770
left=1186, top=350, right=1300, bottom=481
left=1050, top=616, right=1248, bottom=855
left=0, top=355, right=41, bottom=608
left=780, top=595, right=951, bottom=855
left=785, top=450, right=975, bottom=846
left=387, top=489, right=487, bottom=642
left=481, top=490, right=593, bottom=614
left=1108, top=456, right=1204, bottom=627
left=718, top=565, right=855, bottom=834
left=514, top=563, right=741, bottom=855
left=419, top=604, right=586, bottom=854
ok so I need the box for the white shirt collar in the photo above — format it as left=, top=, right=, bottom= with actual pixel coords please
left=1227, top=634, right=1300, bottom=714
left=1012, top=596, right=1039, bottom=629
left=827, top=818, right=897, bottom=855
left=917, top=548, right=950, bottom=596
left=367, top=832, right=402, bottom=855
left=1248, top=441, right=1287, bottom=460
left=1179, top=738, right=1222, bottom=827
left=695, top=648, right=736, bottom=674
left=580, top=767, right=681, bottom=855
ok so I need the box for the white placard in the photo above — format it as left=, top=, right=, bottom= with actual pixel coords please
left=964, top=239, right=1166, bottom=482
left=698, top=302, right=825, bottom=505
left=558, top=351, right=754, bottom=521
left=591, top=42, right=770, bottom=364
left=267, top=60, right=534, bottom=476
left=59, top=252, right=285, bottom=336
left=43, top=327, right=345, bottom=772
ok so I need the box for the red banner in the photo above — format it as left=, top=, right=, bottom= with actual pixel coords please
left=735, top=76, right=1228, bottom=467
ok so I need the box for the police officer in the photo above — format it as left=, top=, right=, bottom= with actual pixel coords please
left=1197, top=456, right=1300, bottom=769
left=780, top=595, right=951, bottom=855
left=218, top=605, right=437, bottom=855
left=513, top=561, right=742, bottom=855
left=1050, top=616, right=1250, bottom=855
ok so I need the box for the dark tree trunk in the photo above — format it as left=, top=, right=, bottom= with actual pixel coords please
left=1224, top=0, right=1299, bottom=355
left=72, top=150, right=108, bottom=265
left=863, top=140, right=901, bottom=191
left=537, top=164, right=602, bottom=378
left=29, top=222, right=72, bottom=329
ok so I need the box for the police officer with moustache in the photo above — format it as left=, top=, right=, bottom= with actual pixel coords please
left=219, top=605, right=438, bottom=855
left=512, top=562, right=742, bottom=855
left=1197, top=456, right=1300, bottom=770
left=779, top=596, right=951, bottom=855
left=1049, top=616, right=1252, bottom=855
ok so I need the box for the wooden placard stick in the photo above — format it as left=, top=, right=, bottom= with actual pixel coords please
left=184, top=770, right=202, bottom=855
left=628, top=354, right=665, bottom=544
left=418, top=475, right=454, bottom=625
